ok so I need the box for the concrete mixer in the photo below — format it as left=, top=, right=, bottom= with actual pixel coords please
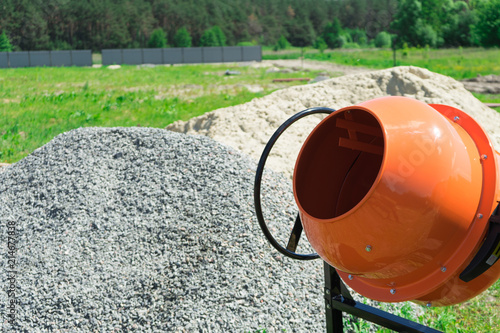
left=254, top=96, right=500, bottom=332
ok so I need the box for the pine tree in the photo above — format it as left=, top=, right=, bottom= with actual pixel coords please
left=322, top=18, right=343, bottom=49
left=148, top=28, right=167, bottom=48
left=0, top=31, right=13, bottom=52
left=200, top=29, right=217, bottom=46
left=173, top=27, right=192, bottom=47
left=211, top=26, right=226, bottom=46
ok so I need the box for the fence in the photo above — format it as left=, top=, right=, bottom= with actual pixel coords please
left=101, top=46, right=261, bottom=66
left=0, top=46, right=261, bottom=68
left=0, top=50, right=92, bottom=68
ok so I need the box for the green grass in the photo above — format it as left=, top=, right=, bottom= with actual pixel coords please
left=249, top=279, right=499, bottom=333
left=372, top=280, right=500, bottom=332
left=348, top=279, right=500, bottom=332
left=0, top=64, right=320, bottom=162
left=264, top=47, right=500, bottom=80
left=246, top=279, right=500, bottom=332
left=247, top=279, right=499, bottom=332
left=472, top=92, right=500, bottom=112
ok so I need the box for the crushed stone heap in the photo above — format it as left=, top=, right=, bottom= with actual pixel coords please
left=168, top=66, right=500, bottom=178
left=1, top=127, right=330, bottom=332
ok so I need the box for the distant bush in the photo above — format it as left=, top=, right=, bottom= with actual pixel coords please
left=200, top=26, right=227, bottom=47
left=148, top=28, right=167, bottom=48
left=173, top=27, right=192, bottom=48
left=415, top=23, right=440, bottom=48
left=342, top=42, right=361, bottom=49
left=322, top=19, right=343, bottom=49
left=472, top=0, right=500, bottom=47
left=374, top=31, right=392, bottom=48
left=237, top=41, right=256, bottom=46
left=336, top=34, right=348, bottom=48
left=0, top=31, right=13, bottom=52
left=345, top=28, right=367, bottom=46
left=200, top=29, right=217, bottom=47
left=313, top=36, right=327, bottom=53
left=50, top=40, right=73, bottom=50
left=273, top=35, right=290, bottom=51
left=211, top=26, right=226, bottom=46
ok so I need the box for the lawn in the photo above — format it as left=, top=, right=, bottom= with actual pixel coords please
left=0, top=64, right=320, bottom=163
left=264, top=47, right=500, bottom=80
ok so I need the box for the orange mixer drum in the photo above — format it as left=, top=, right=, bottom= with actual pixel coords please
left=293, top=96, right=500, bottom=306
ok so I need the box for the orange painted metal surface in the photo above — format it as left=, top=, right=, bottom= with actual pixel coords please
left=293, top=96, right=500, bottom=306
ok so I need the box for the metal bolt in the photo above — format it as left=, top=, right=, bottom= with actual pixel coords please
left=325, top=289, right=330, bottom=295
left=326, top=304, right=331, bottom=309
left=390, top=289, right=396, bottom=295
left=481, top=154, right=488, bottom=160
left=478, top=214, right=484, bottom=219
left=426, top=302, right=432, bottom=307
left=365, top=245, right=372, bottom=252
left=441, top=266, right=447, bottom=272
left=348, top=275, right=353, bottom=280
left=453, top=116, right=460, bottom=122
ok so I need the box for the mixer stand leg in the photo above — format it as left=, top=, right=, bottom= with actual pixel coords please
left=323, top=262, right=442, bottom=333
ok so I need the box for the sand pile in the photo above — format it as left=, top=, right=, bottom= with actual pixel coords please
left=168, top=66, right=500, bottom=178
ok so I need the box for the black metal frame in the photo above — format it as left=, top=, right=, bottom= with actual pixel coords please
left=324, top=262, right=443, bottom=333
left=254, top=107, right=336, bottom=260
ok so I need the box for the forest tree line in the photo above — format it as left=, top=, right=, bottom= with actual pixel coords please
left=0, top=0, right=499, bottom=52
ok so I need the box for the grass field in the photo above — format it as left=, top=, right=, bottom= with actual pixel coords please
left=0, top=64, right=320, bottom=162
left=372, top=279, right=499, bottom=332
left=264, top=47, right=500, bottom=80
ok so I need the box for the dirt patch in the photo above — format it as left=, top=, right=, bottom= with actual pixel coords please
left=461, top=74, right=500, bottom=94
left=152, top=83, right=288, bottom=100
left=253, top=59, right=373, bottom=76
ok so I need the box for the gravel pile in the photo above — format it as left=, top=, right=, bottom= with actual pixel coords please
left=1, top=127, right=332, bottom=332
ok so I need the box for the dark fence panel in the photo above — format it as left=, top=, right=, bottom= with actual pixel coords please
left=183, top=48, right=203, bottom=64
left=223, top=47, right=243, bottom=62
left=29, top=51, right=51, bottom=67
left=51, top=51, right=72, bottom=67
left=1, top=46, right=261, bottom=69
left=102, top=49, right=122, bottom=65
left=242, top=46, right=262, bottom=62
left=202, top=47, right=223, bottom=63
left=0, top=53, right=8, bottom=68
left=164, top=48, right=183, bottom=64
left=143, top=48, right=163, bottom=64
left=1, top=50, right=92, bottom=68
left=9, top=52, right=30, bottom=68
left=123, top=49, right=143, bottom=65
left=99, top=46, right=262, bottom=66
left=72, top=50, right=92, bottom=66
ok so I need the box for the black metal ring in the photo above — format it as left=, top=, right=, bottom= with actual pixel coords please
left=254, top=107, right=336, bottom=260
